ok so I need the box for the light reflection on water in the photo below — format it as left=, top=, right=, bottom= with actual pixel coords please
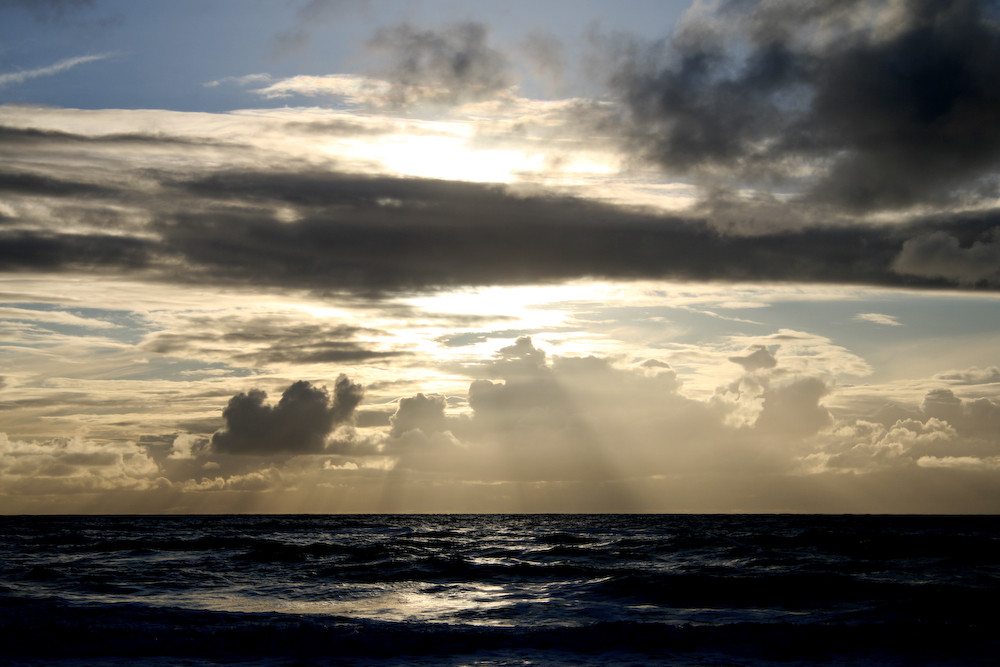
left=279, top=583, right=521, bottom=624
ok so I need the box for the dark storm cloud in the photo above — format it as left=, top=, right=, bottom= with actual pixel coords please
left=367, top=22, right=513, bottom=105
left=211, top=376, right=363, bottom=455
left=6, top=162, right=1000, bottom=290
left=0, top=171, right=116, bottom=198
left=0, top=231, right=152, bottom=270
left=613, top=0, right=1000, bottom=211
left=158, top=170, right=1000, bottom=291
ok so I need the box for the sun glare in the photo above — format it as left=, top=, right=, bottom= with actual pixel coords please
left=373, top=135, right=543, bottom=183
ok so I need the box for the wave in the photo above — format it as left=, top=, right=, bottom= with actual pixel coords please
left=1, top=594, right=998, bottom=666
left=3, top=515, right=1000, bottom=664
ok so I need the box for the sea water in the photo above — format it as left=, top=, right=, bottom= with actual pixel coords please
left=1, top=514, right=998, bottom=665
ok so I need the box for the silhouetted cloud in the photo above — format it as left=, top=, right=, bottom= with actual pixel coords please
left=211, top=377, right=363, bottom=454
left=612, top=0, right=1000, bottom=212
left=0, top=231, right=152, bottom=270
left=4, top=141, right=1000, bottom=290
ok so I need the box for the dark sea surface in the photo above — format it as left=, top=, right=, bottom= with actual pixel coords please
left=1, top=514, right=998, bottom=666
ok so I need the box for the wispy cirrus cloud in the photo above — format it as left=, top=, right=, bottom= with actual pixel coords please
left=0, top=53, right=113, bottom=88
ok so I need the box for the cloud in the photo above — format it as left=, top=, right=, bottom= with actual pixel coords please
left=211, top=377, right=363, bottom=454
left=611, top=0, right=1000, bottom=212
left=150, top=170, right=1000, bottom=293
left=854, top=313, right=902, bottom=326
left=366, top=22, right=514, bottom=106
left=936, top=366, right=1000, bottom=385
left=728, top=345, right=777, bottom=371
left=6, top=109, right=1000, bottom=294
left=892, top=229, right=1000, bottom=285
left=0, top=306, right=119, bottom=329
left=168, top=433, right=207, bottom=460
left=390, top=393, right=447, bottom=437
left=142, top=315, right=402, bottom=367
left=754, top=375, right=832, bottom=436
left=203, top=73, right=272, bottom=89
left=0, top=433, right=163, bottom=494
left=0, top=54, right=112, bottom=88
left=250, top=74, right=392, bottom=106
left=812, top=387, right=1000, bottom=473
left=8, top=161, right=1000, bottom=292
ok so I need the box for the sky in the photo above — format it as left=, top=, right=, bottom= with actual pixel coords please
left=2, top=0, right=1000, bottom=514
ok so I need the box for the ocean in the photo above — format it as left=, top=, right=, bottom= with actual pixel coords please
left=1, top=514, right=998, bottom=665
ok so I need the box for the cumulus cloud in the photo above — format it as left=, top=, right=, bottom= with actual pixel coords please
left=168, top=433, right=206, bottom=460
left=811, top=387, right=1000, bottom=473
left=211, top=376, right=363, bottom=454
left=390, top=393, right=447, bottom=437
left=754, top=375, right=832, bottom=436
left=715, top=342, right=835, bottom=434
left=611, top=0, right=1000, bottom=212
left=0, top=432, right=163, bottom=494
left=468, top=337, right=566, bottom=431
